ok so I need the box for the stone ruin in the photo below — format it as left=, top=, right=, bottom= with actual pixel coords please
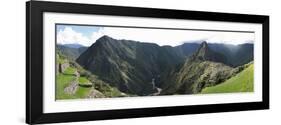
left=58, top=62, right=69, bottom=73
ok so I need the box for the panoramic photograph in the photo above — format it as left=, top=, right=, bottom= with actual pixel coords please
left=55, top=24, right=254, bottom=100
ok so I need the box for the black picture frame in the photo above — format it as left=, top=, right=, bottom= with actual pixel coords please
left=26, top=1, right=269, bottom=124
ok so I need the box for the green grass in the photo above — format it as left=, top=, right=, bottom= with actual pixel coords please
left=55, top=73, right=76, bottom=100
left=64, top=67, right=76, bottom=75
left=78, top=77, right=92, bottom=86
left=75, top=87, right=92, bottom=98
left=56, top=55, right=127, bottom=99
left=201, top=64, right=254, bottom=94
left=79, top=77, right=90, bottom=84
left=57, top=54, right=66, bottom=64
left=56, top=73, right=92, bottom=100
left=56, top=66, right=92, bottom=99
left=102, top=87, right=125, bottom=97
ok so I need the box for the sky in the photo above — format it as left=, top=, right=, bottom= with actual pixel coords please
left=56, top=24, right=254, bottom=47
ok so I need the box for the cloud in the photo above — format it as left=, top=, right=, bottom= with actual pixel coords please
left=57, top=27, right=91, bottom=46
left=91, top=27, right=254, bottom=46
left=58, top=26, right=254, bottom=47
left=90, top=27, right=106, bottom=45
left=205, top=32, right=254, bottom=45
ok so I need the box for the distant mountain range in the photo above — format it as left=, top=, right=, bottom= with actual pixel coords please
left=67, top=35, right=254, bottom=95
left=63, top=43, right=86, bottom=48
left=57, top=44, right=87, bottom=60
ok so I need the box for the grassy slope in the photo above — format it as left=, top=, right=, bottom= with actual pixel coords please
left=56, top=67, right=91, bottom=100
left=201, top=64, right=254, bottom=94
left=78, top=77, right=92, bottom=86
left=56, top=55, right=126, bottom=100
left=56, top=73, right=76, bottom=100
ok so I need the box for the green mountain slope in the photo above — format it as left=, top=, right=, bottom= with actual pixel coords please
left=208, top=43, right=253, bottom=67
left=201, top=63, right=254, bottom=94
left=160, top=42, right=235, bottom=94
left=56, top=53, right=127, bottom=100
left=75, top=35, right=254, bottom=96
left=76, top=35, right=186, bottom=95
left=175, top=42, right=254, bottom=67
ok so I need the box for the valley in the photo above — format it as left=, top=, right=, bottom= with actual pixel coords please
left=56, top=35, right=254, bottom=100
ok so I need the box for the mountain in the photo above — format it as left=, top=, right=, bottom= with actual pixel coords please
left=63, top=43, right=85, bottom=48
left=76, top=35, right=253, bottom=95
left=208, top=43, right=253, bottom=67
left=176, top=43, right=201, bottom=57
left=160, top=42, right=236, bottom=94
left=56, top=52, right=126, bottom=100
left=57, top=44, right=87, bottom=60
left=176, top=42, right=254, bottom=67
left=189, top=41, right=227, bottom=63
left=76, top=35, right=186, bottom=95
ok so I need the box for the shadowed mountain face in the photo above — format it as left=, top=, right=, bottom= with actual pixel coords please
left=76, top=36, right=186, bottom=95
left=189, top=41, right=227, bottom=63
left=160, top=42, right=235, bottom=94
left=177, top=42, right=253, bottom=67
left=76, top=35, right=253, bottom=95
left=208, top=43, right=253, bottom=67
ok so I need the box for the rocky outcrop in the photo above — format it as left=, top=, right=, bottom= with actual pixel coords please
left=87, top=88, right=105, bottom=98
left=74, top=70, right=80, bottom=77
left=161, top=42, right=235, bottom=94
left=64, top=80, right=79, bottom=95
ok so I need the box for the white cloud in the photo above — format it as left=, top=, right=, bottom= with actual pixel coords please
left=58, top=26, right=254, bottom=47
left=91, top=27, right=254, bottom=46
left=57, top=27, right=91, bottom=46
left=90, top=27, right=106, bottom=45
left=205, top=32, right=254, bottom=45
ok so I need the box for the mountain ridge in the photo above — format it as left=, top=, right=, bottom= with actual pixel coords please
left=77, top=35, right=186, bottom=95
left=57, top=44, right=87, bottom=60
left=160, top=42, right=235, bottom=94
left=76, top=35, right=253, bottom=95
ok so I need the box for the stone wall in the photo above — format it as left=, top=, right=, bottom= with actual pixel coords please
left=59, top=62, right=69, bottom=73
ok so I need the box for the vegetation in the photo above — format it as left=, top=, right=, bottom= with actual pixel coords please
left=63, top=67, right=76, bottom=75
left=160, top=42, right=235, bottom=94
left=76, top=36, right=254, bottom=95
left=56, top=73, right=77, bottom=99
left=57, top=54, right=66, bottom=64
left=201, top=63, right=254, bottom=94
left=56, top=51, right=126, bottom=100
left=75, top=87, right=92, bottom=98
left=78, top=77, right=92, bottom=86
left=56, top=44, right=87, bottom=60
left=56, top=35, right=254, bottom=99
